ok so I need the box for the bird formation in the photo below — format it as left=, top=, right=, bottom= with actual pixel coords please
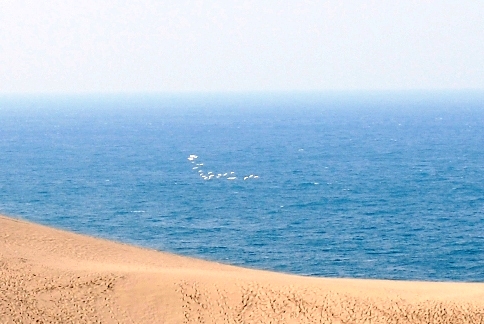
left=187, top=154, right=259, bottom=181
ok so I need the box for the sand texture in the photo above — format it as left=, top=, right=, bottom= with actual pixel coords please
left=1, top=215, right=484, bottom=323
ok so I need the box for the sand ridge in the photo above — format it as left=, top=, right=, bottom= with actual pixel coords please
left=1, top=214, right=484, bottom=323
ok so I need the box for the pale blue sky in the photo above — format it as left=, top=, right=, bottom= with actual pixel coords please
left=1, top=1, right=483, bottom=94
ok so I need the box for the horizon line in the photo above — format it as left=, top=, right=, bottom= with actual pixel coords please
left=1, top=88, right=484, bottom=97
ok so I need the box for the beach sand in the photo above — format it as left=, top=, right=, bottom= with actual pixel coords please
left=1, top=214, right=484, bottom=323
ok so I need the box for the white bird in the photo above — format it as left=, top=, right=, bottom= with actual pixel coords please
left=244, top=176, right=248, bottom=180
left=254, top=176, right=259, bottom=179
left=193, top=167, right=198, bottom=170
left=227, top=177, right=237, bottom=180
left=249, top=175, right=254, bottom=178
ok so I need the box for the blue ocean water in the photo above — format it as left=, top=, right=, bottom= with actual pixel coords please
left=1, top=92, right=484, bottom=282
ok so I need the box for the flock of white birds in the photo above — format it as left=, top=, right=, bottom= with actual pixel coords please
left=187, top=154, right=259, bottom=181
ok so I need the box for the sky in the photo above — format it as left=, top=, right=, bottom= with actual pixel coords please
left=1, top=1, right=483, bottom=94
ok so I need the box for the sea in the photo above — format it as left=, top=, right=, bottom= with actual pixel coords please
left=1, top=91, right=483, bottom=282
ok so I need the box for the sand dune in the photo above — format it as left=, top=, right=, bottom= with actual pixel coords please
left=1, top=214, right=484, bottom=323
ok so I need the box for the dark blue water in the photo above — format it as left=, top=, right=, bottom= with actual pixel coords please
left=1, top=92, right=484, bottom=282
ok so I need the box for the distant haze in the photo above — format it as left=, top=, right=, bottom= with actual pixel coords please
left=1, top=1, right=483, bottom=94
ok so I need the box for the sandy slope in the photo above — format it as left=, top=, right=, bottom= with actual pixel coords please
left=1, top=215, right=484, bottom=323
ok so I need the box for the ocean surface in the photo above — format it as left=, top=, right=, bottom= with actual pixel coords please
left=1, top=92, right=484, bottom=282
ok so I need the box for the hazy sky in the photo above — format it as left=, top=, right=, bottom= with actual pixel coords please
left=1, top=1, right=483, bottom=94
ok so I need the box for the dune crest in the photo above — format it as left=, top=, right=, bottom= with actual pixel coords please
left=1, top=214, right=484, bottom=323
